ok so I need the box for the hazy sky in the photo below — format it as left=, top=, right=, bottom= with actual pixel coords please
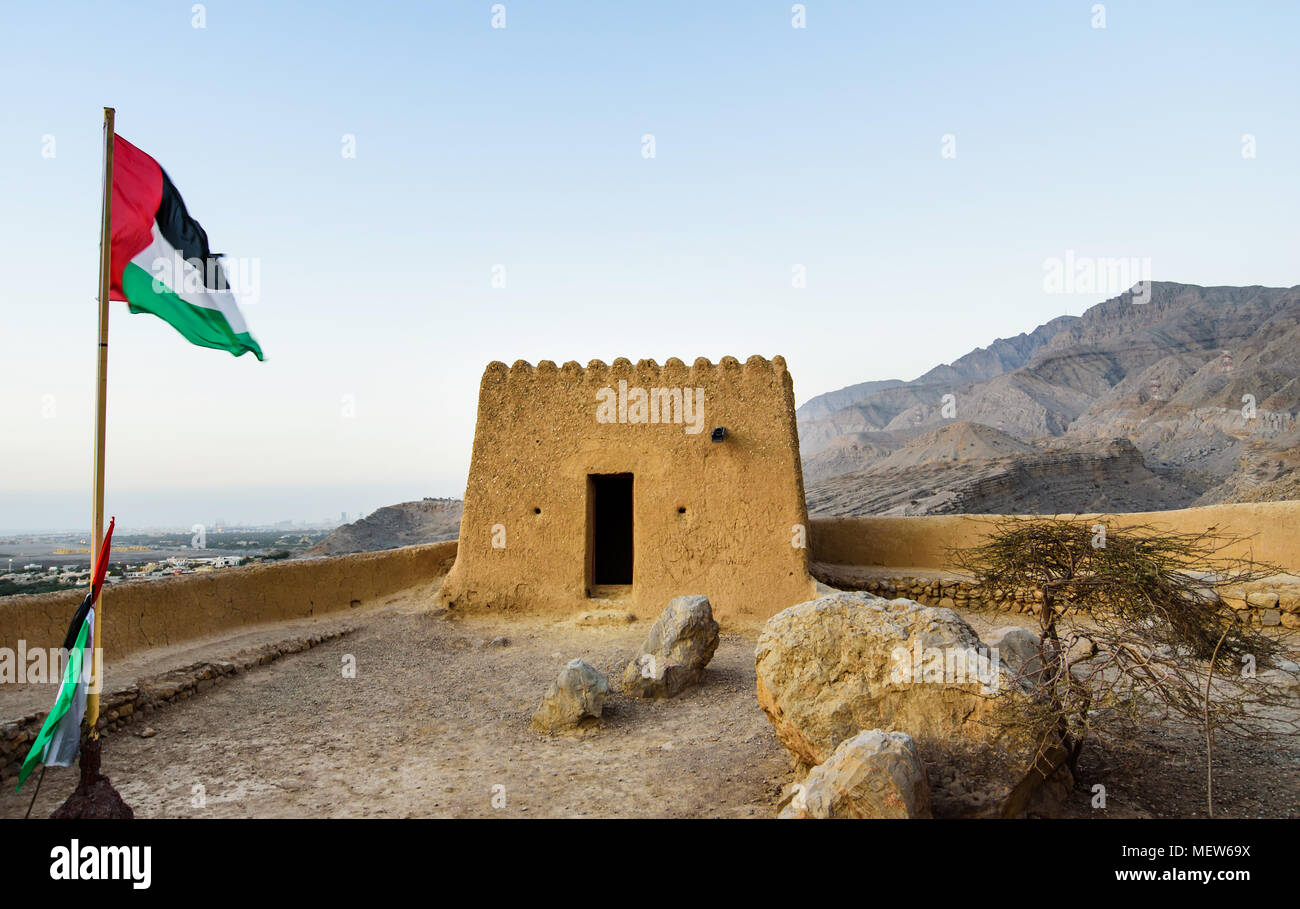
left=2, top=1, right=1297, bottom=531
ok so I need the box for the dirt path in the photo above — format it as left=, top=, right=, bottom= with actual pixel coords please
left=3, top=592, right=793, bottom=818
left=1, top=608, right=367, bottom=722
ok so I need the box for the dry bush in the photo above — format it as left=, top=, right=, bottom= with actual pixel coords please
left=952, top=516, right=1299, bottom=817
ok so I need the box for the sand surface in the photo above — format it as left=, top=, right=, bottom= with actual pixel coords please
left=3, top=590, right=792, bottom=818
left=4, top=586, right=1296, bottom=819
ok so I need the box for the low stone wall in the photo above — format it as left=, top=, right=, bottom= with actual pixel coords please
left=0, top=627, right=353, bottom=783
left=0, top=541, right=457, bottom=661
left=808, top=503, right=1300, bottom=629
left=808, top=502, right=1300, bottom=572
left=810, top=565, right=1300, bottom=628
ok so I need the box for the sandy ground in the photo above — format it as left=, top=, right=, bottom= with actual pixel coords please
left=1, top=608, right=367, bottom=722
left=3, top=590, right=793, bottom=819
left=4, top=585, right=1297, bottom=819
left=943, top=603, right=1300, bottom=818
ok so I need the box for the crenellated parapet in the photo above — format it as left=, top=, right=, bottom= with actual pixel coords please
left=479, top=355, right=794, bottom=396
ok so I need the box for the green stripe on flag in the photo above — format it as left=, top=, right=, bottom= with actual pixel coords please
left=17, top=616, right=92, bottom=791
left=121, top=261, right=264, bottom=360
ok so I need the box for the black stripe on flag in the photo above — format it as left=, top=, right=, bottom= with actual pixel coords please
left=155, top=168, right=232, bottom=292
left=62, top=589, right=95, bottom=652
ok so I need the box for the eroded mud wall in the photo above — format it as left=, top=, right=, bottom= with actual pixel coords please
left=808, top=502, right=1300, bottom=571
left=0, top=541, right=457, bottom=660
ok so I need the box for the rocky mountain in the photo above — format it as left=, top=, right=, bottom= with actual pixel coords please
left=800, top=283, right=1300, bottom=515
left=806, top=436, right=1196, bottom=516
left=309, top=498, right=463, bottom=556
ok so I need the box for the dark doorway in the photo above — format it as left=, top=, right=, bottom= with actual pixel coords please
left=589, top=473, right=634, bottom=585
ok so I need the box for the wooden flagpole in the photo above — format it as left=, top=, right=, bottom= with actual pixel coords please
left=86, top=107, right=115, bottom=738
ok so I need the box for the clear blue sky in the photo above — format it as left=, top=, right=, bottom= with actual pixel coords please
left=2, top=1, right=1297, bottom=530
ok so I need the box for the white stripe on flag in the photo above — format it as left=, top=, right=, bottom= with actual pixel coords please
left=43, top=607, right=94, bottom=767
left=130, top=224, right=251, bottom=334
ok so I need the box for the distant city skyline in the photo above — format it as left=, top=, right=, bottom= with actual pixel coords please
left=0, top=484, right=421, bottom=534
left=3, top=1, right=1297, bottom=531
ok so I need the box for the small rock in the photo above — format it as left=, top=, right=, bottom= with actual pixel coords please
left=575, top=610, right=636, bottom=627
left=135, top=726, right=157, bottom=739
left=982, top=626, right=1043, bottom=685
left=531, top=659, right=610, bottom=733
left=622, top=595, right=719, bottom=699
left=1246, top=591, right=1281, bottom=609
left=1066, top=635, right=1096, bottom=664
left=779, top=730, right=932, bottom=819
left=1258, top=669, right=1300, bottom=691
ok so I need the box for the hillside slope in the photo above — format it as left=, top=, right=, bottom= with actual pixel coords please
left=805, top=439, right=1196, bottom=517
left=309, top=498, right=462, bottom=556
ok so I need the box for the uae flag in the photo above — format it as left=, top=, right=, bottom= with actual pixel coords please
left=110, top=135, right=263, bottom=359
left=16, top=519, right=116, bottom=791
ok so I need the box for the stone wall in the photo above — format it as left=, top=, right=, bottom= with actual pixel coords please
left=808, top=502, right=1300, bottom=571
left=810, top=563, right=1300, bottom=628
left=0, top=541, right=457, bottom=660
left=0, top=627, right=353, bottom=783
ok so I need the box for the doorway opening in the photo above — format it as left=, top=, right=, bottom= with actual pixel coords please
left=588, top=473, right=633, bottom=588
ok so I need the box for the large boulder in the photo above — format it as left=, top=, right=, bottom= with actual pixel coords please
left=531, top=659, right=609, bottom=733
left=755, top=592, right=1010, bottom=765
left=755, top=592, right=1069, bottom=817
left=779, top=729, right=931, bottom=819
left=622, top=595, right=720, bottom=698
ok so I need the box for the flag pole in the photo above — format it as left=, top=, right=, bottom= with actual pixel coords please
left=86, top=107, right=115, bottom=737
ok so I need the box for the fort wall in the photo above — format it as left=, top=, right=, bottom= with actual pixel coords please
left=0, top=541, right=457, bottom=660
left=809, top=502, right=1300, bottom=627
left=808, top=501, right=1300, bottom=571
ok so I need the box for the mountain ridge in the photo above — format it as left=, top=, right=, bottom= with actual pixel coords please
left=799, top=282, right=1300, bottom=514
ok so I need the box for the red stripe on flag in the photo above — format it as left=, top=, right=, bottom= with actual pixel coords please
left=90, top=517, right=116, bottom=601
left=109, top=135, right=163, bottom=300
